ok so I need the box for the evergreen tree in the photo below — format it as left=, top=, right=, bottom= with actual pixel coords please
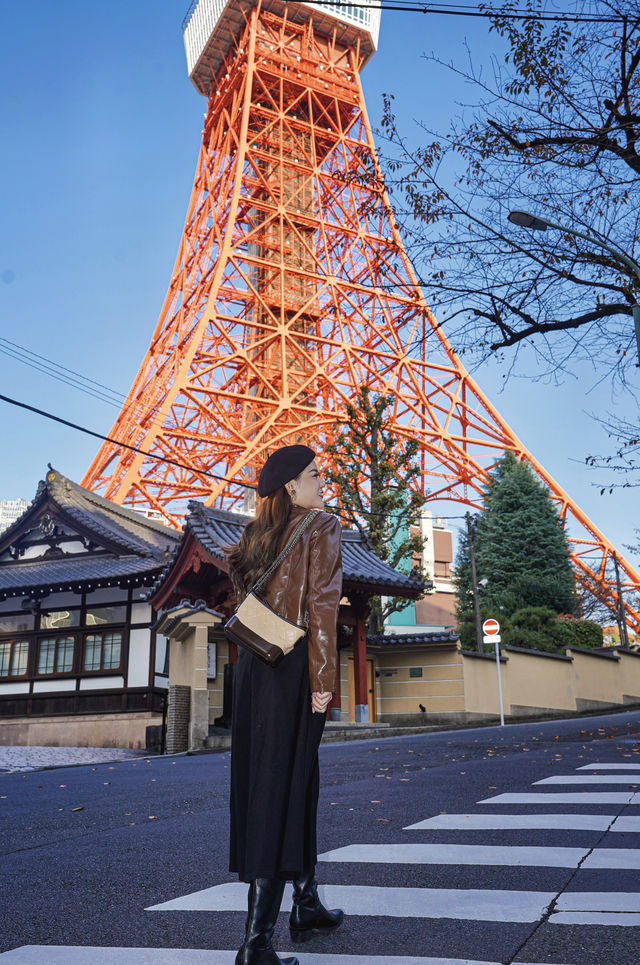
left=452, top=522, right=477, bottom=648
left=321, top=383, right=430, bottom=634
left=474, top=451, right=579, bottom=618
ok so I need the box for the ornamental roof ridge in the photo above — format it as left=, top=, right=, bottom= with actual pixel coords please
left=43, top=466, right=181, bottom=558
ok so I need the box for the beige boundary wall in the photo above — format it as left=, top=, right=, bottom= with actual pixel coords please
left=461, top=644, right=640, bottom=719
left=339, top=644, right=468, bottom=724
left=339, top=642, right=640, bottom=723
left=0, top=712, right=162, bottom=749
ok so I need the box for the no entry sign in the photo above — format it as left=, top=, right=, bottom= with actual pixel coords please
left=482, top=618, right=500, bottom=636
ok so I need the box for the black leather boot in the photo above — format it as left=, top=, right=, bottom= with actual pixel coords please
left=289, top=868, right=344, bottom=943
left=236, top=877, right=299, bottom=965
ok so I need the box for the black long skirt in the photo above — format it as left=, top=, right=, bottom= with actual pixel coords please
left=228, top=632, right=327, bottom=882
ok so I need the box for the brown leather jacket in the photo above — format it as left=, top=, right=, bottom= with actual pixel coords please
left=260, top=504, right=343, bottom=694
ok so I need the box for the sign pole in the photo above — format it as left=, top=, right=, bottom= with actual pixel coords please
left=494, top=637, right=504, bottom=726
left=482, top=619, right=504, bottom=726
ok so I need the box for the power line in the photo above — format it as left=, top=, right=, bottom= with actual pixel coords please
left=0, top=391, right=472, bottom=522
left=0, top=338, right=126, bottom=409
left=0, top=391, right=241, bottom=490
left=300, top=0, right=627, bottom=22
left=0, top=337, right=203, bottom=440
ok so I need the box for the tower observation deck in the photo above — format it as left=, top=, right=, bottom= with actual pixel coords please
left=182, top=0, right=381, bottom=94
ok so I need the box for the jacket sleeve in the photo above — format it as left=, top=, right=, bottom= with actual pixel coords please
left=306, top=513, right=343, bottom=694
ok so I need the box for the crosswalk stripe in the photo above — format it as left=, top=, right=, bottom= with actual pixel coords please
left=576, top=763, right=640, bottom=770
left=581, top=848, right=640, bottom=869
left=478, top=791, right=640, bottom=804
left=403, top=813, right=633, bottom=831
left=556, top=891, right=640, bottom=912
left=550, top=911, right=640, bottom=926
left=318, top=843, right=590, bottom=866
left=0, top=947, right=574, bottom=965
left=319, top=843, right=640, bottom=869
left=533, top=775, right=640, bottom=785
left=145, top=882, right=556, bottom=922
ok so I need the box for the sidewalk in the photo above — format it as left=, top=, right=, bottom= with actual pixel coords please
left=0, top=745, right=153, bottom=774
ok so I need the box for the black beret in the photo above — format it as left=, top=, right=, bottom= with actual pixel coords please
left=257, top=444, right=316, bottom=497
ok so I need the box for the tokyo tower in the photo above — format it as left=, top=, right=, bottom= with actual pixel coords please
left=82, top=0, right=640, bottom=633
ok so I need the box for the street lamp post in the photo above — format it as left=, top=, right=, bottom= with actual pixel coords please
left=508, top=209, right=640, bottom=367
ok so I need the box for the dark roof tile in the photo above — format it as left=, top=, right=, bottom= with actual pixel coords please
left=366, top=630, right=460, bottom=646
left=0, top=555, right=164, bottom=598
left=182, top=502, right=430, bottom=594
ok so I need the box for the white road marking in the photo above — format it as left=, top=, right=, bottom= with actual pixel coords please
left=145, top=882, right=556, bottom=922
left=403, top=813, right=624, bottom=831
left=318, top=843, right=590, bottom=867
left=555, top=891, right=640, bottom=912
left=0, top=948, right=573, bottom=965
left=581, top=848, right=640, bottom=869
left=576, top=763, right=640, bottom=770
left=549, top=912, right=640, bottom=926
left=612, top=816, right=640, bottom=832
left=478, top=792, right=640, bottom=804
left=533, top=775, right=640, bottom=785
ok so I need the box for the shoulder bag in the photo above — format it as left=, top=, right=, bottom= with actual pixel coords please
left=223, top=508, right=321, bottom=666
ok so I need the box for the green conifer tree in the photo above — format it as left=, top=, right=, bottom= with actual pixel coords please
left=321, top=383, right=430, bottom=634
left=474, top=451, right=578, bottom=617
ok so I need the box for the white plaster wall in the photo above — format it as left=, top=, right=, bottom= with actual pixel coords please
left=79, top=676, right=124, bottom=689
left=32, top=679, right=75, bottom=692
left=127, top=628, right=151, bottom=686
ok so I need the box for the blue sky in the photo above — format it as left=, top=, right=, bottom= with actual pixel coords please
left=0, top=0, right=638, bottom=567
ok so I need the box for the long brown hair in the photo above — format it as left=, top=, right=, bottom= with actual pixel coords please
left=221, top=486, right=295, bottom=604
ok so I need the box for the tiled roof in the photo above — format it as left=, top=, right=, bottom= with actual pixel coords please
left=0, top=467, right=181, bottom=600
left=366, top=630, right=460, bottom=646
left=151, top=598, right=226, bottom=634
left=183, top=502, right=430, bottom=594
left=0, top=466, right=180, bottom=559
left=0, top=554, right=165, bottom=599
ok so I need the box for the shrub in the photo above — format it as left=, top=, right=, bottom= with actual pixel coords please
left=556, top=616, right=604, bottom=650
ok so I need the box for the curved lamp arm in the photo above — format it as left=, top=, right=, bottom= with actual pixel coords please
left=508, top=209, right=640, bottom=366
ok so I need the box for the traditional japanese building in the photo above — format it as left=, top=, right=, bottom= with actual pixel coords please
left=0, top=469, right=460, bottom=748
left=149, top=501, right=441, bottom=729
left=0, top=467, right=180, bottom=748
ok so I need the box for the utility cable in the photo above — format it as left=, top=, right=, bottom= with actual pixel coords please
left=299, top=0, right=628, bottom=23
left=0, top=391, right=471, bottom=521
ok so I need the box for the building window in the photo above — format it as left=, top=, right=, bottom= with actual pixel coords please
left=85, top=605, right=127, bottom=626
left=37, top=636, right=75, bottom=675
left=0, top=640, right=29, bottom=677
left=40, top=609, right=81, bottom=630
left=0, top=613, right=35, bottom=634
left=83, top=632, right=122, bottom=672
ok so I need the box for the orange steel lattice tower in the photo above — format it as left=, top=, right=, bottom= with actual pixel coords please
left=82, top=0, right=640, bottom=632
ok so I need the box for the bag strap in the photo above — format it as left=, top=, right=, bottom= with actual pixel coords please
left=248, top=508, right=321, bottom=597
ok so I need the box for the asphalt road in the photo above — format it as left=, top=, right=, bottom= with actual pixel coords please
left=1, top=709, right=640, bottom=965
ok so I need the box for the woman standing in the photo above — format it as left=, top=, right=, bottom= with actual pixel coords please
left=224, top=444, right=345, bottom=965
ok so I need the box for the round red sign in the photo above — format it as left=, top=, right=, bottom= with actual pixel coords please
left=482, top=619, right=500, bottom=635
